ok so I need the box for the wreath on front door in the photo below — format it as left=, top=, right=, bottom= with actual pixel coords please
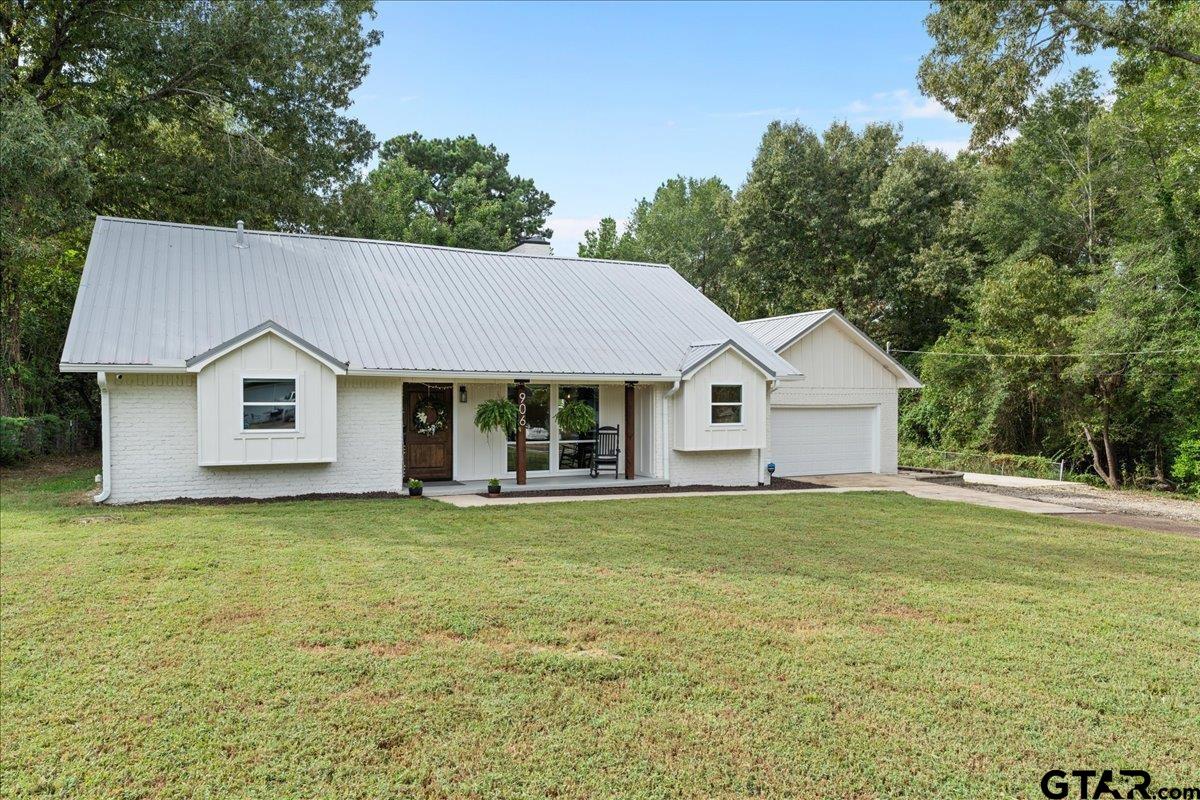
left=412, top=396, right=448, bottom=437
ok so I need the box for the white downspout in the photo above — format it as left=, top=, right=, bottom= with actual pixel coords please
left=94, top=372, right=112, bottom=503
left=762, top=379, right=779, bottom=484
left=662, top=378, right=682, bottom=484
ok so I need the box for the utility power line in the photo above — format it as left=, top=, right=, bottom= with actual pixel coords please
left=890, top=348, right=1199, bottom=359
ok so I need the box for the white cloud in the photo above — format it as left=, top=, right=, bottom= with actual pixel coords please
left=843, top=89, right=956, bottom=122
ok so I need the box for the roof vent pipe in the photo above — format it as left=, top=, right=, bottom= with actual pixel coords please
left=234, top=220, right=249, bottom=249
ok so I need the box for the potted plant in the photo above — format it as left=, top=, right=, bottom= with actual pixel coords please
left=487, top=478, right=501, bottom=496
left=407, top=478, right=423, bottom=497
left=474, top=397, right=519, bottom=472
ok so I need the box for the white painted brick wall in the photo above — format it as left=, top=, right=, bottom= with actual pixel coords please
left=106, top=374, right=403, bottom=503
left=668, top=448, right=762, bottom=487
left=767, top=385, right=899, bottom=473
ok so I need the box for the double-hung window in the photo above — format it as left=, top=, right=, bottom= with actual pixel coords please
left=710, top=384, right=743, bottom=425
left=243, top=378, right=297, bottom=431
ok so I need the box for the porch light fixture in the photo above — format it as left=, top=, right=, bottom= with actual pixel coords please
left=459, top=385, right=467, bottom=404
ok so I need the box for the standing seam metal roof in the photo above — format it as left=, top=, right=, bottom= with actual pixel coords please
left=737, top=309, right=834, bottom=352
left=62, top=217, right=797, bottom=378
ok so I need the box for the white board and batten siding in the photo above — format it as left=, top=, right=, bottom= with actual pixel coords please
left=196, top=332, right=338, bottom=466
left=777, top=322, right=899, bottom=389
left=768, top=321, right=900, bottom=476
left=673, top=349, right=767, bottom=451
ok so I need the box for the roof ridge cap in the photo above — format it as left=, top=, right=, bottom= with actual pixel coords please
left=94, top=216, right=672, bottom=269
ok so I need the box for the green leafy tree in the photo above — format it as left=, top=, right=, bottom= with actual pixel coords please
left=1064, top=252, right=1200, bottom=487
left=344, top=132, right=554, bottom=250
left=971, top=71, right=1117, bottom=270
left=578, top=217, right=640, bottom=261
left=919, top=0, right=1200, bottom=147
left=905, top=256, right=1087, bottom=455
left=580, top=177, right=740, bottom=311
left=1, top=0, right=381, bottom=416
left=625, top=177, right=739, bottom=306
left=733, top=121, right=976, bottom=349
left=0, top=95, right=94, bottom=415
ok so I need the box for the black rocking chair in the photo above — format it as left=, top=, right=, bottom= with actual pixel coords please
left=590, top=425, right=620, bottom=478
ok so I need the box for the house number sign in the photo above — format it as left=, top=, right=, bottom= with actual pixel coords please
left=517, top=386, right=527, bottom=428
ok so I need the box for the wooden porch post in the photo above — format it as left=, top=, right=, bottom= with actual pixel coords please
left=515, top=380, right=528, bottom=485
left=625, top=381, right=636, bottom=479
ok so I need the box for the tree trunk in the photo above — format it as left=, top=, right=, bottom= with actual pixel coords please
left=1081, top=423, right=1118, bottom=490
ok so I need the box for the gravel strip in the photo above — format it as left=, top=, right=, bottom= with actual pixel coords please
left=969, top=483, right=1200, bottom=522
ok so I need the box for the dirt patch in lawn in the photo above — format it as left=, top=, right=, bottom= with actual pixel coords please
left=478, top=477, right=829, bottom=498
left=1071, top=513, right=1200, bottom=537
left=0, top=452, right=99, bottom=482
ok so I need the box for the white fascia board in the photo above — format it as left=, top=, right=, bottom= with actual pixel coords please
left=681, top=341, right=777, bottom=382
left=185, top=321, right=348, bottom=375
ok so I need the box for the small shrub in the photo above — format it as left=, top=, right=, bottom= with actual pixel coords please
left=407, top=479, right=424, bottom=490
left=1170, top=434, right=1200, bottom=496
left=1, top=417, right=31, bottom=465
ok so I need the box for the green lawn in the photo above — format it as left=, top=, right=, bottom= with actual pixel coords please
left=2, top=463, right=1198, bottom=799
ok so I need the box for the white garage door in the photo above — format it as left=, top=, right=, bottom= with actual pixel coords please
left=771, top=406, right=877, bottom=476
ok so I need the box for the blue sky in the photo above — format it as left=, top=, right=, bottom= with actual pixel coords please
left=350, top=2, right=1109, bottom=255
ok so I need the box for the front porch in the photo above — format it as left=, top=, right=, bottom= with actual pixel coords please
left=422, top=473, right=669, bottom=497
left=403, top=379, right=667, bottom=485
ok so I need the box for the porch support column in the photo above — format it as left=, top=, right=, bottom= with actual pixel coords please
left=515, top=380, right=528, bottom=485
left=625, top=381, right=636, bottom=479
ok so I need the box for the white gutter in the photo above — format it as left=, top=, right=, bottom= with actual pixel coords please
left=348, top=368, right=682, bottom=383
left=94, top=372, right=112, bottom=503
left=64, top=363, right=687, bottom=384
left=61, top=362, right=186, bottom=374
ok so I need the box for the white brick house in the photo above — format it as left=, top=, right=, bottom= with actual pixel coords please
left=62, top=217, right=919, bottom=503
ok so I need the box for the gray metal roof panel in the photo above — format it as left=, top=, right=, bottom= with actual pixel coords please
left=738, top=309, right=834, bottom=352
left=62, top=217, right=796, bottom=378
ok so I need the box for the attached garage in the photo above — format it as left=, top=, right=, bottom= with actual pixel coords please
left=770, top=406, right=877, bottom=476
left=740, top=309, right=922, bottom=477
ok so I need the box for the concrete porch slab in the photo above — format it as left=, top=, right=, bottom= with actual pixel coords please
left=422, top=475, right=667, bottom=497
left=430, top=485, right=892, bottom=508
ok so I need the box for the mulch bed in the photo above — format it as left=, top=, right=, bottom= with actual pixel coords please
left=477, top=477, right=829, bottom=498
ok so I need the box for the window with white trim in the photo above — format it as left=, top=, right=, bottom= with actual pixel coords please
left=710, top=384, right=743, bottom=424
left=243, top=378, right=297, bottom=431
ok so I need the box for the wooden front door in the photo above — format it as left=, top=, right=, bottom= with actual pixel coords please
left=404, top=384, right=454, bottom=481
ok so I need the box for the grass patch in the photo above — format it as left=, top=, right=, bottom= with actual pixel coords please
left=2, top=463, right=1198, bottom=798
